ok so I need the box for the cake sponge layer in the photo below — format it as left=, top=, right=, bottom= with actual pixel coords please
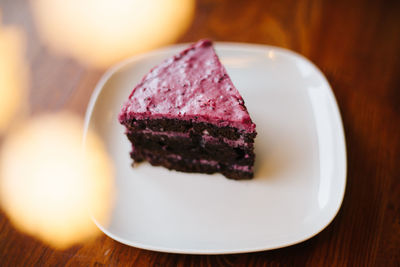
left=127, top=131, right=255, bottom=166
left=132, top=147, right=253, bottom=180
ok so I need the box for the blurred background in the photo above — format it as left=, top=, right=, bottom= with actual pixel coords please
left=0, top=0, right=399, bottom=266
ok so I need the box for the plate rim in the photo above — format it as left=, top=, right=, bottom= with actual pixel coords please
left=83, top=42, right=347, bottom=254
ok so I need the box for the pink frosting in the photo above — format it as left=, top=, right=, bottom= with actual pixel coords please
left=119, top=40, right=256, bottom=133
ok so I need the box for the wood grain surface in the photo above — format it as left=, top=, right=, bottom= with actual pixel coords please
left=1, top=0, right=399, bottom=266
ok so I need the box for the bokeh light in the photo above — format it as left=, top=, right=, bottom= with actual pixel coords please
left=0, top=113, right=114, bottom=249
left=0, top=11, right=28, bottom=134
left=30, top=0, right=195, bottom=68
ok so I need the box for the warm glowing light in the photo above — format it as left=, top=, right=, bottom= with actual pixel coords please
left=0, top=113, right=114, bottom=249
left=0, top=11, right=28, bottom=134
left=267, top=50, right=276, bottom=59
left=31, top=0, right=195, bottom=68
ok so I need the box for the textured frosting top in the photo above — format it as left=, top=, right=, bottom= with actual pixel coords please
left=119, top=40, right=256, bottom=132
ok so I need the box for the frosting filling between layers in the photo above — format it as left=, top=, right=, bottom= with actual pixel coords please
left=127, top=128, right=251, bottom=148
left=124, top=118, right=256, bottom=142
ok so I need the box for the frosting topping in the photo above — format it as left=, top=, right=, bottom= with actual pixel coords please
left=119, top=40, right=256, bottom=132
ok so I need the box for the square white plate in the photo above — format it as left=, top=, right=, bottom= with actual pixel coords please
left=84, top=42, right=346, bottom=254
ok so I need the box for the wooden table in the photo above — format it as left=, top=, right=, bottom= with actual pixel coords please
left=1, top=0, right=399, bottom=266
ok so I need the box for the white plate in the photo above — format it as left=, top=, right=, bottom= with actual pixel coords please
left=84, top=42, right=346, bottom=254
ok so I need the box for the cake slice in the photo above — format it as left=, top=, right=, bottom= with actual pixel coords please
left=119, top=40, right=256, bottom=179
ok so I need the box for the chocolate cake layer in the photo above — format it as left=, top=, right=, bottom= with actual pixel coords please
left=124, top=118, right=256, bottom=142
left=126, top=131, right=254, bottom=166
left=131, top=148, right=253, bottom=180
left=122, top=117, right=257, bottom=179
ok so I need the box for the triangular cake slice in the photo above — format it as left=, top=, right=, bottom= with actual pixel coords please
left=119, top=40, right=256, bottom=179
